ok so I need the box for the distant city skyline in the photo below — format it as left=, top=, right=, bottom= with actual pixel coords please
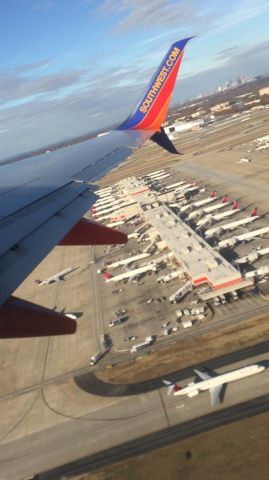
left=1, top=0, right=269, bottom=158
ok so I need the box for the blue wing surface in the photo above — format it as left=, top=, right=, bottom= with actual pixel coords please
left=0, top=38, right=193, bottom=337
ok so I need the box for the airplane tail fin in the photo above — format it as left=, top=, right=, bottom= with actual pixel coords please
left=251, top=207, right=258, bottom=217
left=222, top=195, right=228, bottom=203
left=118, top=37, right=193, bottom=133
left=233, top=200, right=239, bottom=209
left=163, top=379, right=181, bottom=395
left=210, top=190, right=217, bottom=198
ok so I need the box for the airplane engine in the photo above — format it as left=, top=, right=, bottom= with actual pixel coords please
left=187, top=389, right=199, bottom=398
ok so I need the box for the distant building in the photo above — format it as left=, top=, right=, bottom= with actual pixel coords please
left=245, top=99, right=261, bottom=106
left=250, top=105, right=264, bottom=111
left=175, top=116, right=186, bottom=122
left=210, top=102, right=230, bottom=112
left=230, top=101, right=244, bottom=112
left=164, top=120, right=204, bottom=136
left=191, top=110, right=206, bottom=118
left=235, top=92, right=254, bottom=99
left=259, top=86, right=269, bottom=96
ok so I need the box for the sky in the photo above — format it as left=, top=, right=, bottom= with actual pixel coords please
left=1, top=0, right=269, bottom=159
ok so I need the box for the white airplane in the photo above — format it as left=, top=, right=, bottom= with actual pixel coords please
left=0, top=37, right=194, bottom=338
left=218, top=226, right=269, bottom=249
left=35, top=267, right=77, bottom=286
left=179, top=191, right=217, bottom=214
left=212, top=202, right=240, bottom=221
left=196, top=201, right=239, bottom=228
left=205, top=208, right=258, bottom=238
left=187, top=195, right=226, bottom=220
left=193, top=191, right=217, bottom=207
left=163, top=363, right=266, bottom=407
left=235, top=247, right=269, bottom=265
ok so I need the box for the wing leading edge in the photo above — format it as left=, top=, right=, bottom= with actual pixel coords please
left=0, top=37, right=193, bottom=337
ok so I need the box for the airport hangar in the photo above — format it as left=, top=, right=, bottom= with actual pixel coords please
left=93, top=175, right=253, bottom=301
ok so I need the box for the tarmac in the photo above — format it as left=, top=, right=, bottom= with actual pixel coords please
left=1, top=108, right=269, bottom=479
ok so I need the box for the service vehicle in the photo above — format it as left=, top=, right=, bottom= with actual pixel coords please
left=89, top=351, right=106, bottom=366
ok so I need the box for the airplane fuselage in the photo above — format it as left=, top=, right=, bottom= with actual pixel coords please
left=174, top=364, right=265, bottom=397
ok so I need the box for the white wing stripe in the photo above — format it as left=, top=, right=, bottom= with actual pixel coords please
left=0, top=188, right=96, bottom=303
left=0, top=182, right=88, bottom=257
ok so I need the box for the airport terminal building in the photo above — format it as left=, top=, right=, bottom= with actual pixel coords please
left=104, top=176, right=253, bottom=298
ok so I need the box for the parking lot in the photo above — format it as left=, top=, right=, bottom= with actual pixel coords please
left=89, top=159, right=269, bottom=357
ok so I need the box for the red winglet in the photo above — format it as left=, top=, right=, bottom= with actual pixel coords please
left=0, top=297, right=77, bottom=338
left=59, top=218, right=128, bottom=246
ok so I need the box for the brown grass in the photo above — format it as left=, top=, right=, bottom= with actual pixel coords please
left=72, top=410, right=269, bottom=480
left=96, top=314, right=269, bottom=384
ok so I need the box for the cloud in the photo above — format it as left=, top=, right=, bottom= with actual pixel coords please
left=215, top=39, right=269, bottom=69
left=216, top=46, right=241, bottom=61
left=1, top=28, right=269, bottom=160
left=172, top=39, right=269, bottom=100
left=0, top=58, right=147, bottom=158
left=97, top=0, right=205, bottom=33
left=96, top=0, right=269, bottom=36
left=0, top=61, right=88, bottom=106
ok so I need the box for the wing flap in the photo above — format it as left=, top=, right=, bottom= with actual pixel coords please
left=0, top=182, right=89, bottom=257
left=0, top=297, right=77, bottom=338
left=0, top=186, right=96, bottom=304
left=209, top=385, right=223, bottom=407
left=194, top=369, right=212, bottom=381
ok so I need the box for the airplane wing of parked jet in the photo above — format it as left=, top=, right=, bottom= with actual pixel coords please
left=194, top=369, right=223, bottom=407
left=209, top=385, right=223, bottom=407
left=0, top=37, right=193, bottom=338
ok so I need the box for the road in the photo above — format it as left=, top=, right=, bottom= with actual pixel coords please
left=1, top=110, right=269, bottom=480
left=1, top=350, right=269, bottom=479
left=89, top=245, right=105, bottom=352
left=0, top=299, right=268, bottom=402
left=99, top=110, right=269, bottom=185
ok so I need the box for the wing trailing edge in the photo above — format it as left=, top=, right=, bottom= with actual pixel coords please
left=0, top=297, right=77, bottom=338
left=59, top=218, right=127, bottom=245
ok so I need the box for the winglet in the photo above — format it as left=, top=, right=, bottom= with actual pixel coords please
left=118, top=37, right=194, bottom=132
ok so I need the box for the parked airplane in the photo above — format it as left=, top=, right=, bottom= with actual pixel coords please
left=35, top=267, right=77, bottom=286
left=180, top=191, right=217, bottom=214
left=218, top=226, right=269, bottom=249
left=0, top=37, right=194, bottom=338
left=196, top=201, right=239, bottom=228
left=188, top=197, right=226, bottom=221
left=205, top=208, right=258, bottom=238
left=235, top=247, right=269, bottom=265
left=163, top=363, right=266, bottom=407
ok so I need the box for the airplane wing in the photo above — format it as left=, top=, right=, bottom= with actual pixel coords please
left=193, top=369, right=212, bottom=381
left=195, top=368, right=223, bottom=406
left=0, top=37, right=193, bottom=338
left=209, top=385, right=223, bottom=407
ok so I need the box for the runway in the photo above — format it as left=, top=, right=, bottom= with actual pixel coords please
left=39, top=393, right=269, bottom=479
left=1, top=302, right=269, bottom=403
left=75, top=340, right=269, bottom=397
left=1, top=109, right=269, bottom=480
left=1, top=350, right=269, bottom=479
